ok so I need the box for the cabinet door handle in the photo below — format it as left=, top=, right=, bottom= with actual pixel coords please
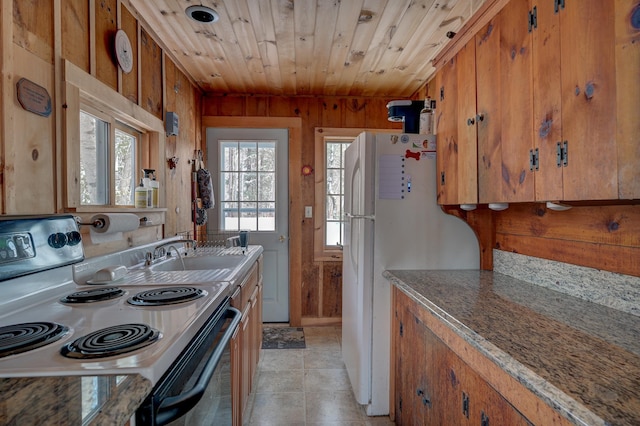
left=467, top=117, right=475, bottom=126
left=476, top=113, right=484, bottom=122
left=462, top=392, right=469, bottom=418
left=416, top=388, right=432, bottom=407
left=481, top=411, right=490, bottom=426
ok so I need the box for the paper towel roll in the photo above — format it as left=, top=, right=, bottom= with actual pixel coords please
left=89, top=213, right=139, bottom=244
left=91, top=213, right=140, bottom=233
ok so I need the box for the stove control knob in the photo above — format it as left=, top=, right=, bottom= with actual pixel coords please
left=66, top=231, right=82, bottom=246
left=48, top=232, right=68, bottom=248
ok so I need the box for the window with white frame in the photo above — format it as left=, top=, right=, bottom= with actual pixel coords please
left=79, top=108, right=141, bottom=206
left=324, top=140, right=350, bottom=248
left=313, top=129, right=360, bottom=261
left=314, top=128, right=395, bottom=261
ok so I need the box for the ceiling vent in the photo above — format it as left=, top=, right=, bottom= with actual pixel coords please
left=185, top=5, right=219, bottom=23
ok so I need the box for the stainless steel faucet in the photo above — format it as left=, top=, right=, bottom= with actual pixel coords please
left=146, top=239, right=197, bottom=265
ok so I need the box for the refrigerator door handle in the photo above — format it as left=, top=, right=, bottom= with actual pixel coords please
left=346, top=213, right=375, bottom=220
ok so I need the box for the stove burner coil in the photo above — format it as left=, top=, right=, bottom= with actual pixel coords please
left=128, top=286, right=205, bottom=306
left=60, top=287, right=125, bottom=303
left=0, top=322, right=69, bottom=358
left=60, top=323, right=160, bottom=359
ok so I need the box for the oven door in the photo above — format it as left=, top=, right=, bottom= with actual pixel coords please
left=136, top=298, right=242, bottom=426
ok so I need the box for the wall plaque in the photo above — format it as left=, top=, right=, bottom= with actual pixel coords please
left=16, top=78, right=52, bottom=117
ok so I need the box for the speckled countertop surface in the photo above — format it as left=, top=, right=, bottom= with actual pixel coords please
left=0, top=374, right=151, bottom=425
left=384, top=270, right=640, bottom=426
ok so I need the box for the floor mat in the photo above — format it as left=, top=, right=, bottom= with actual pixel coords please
left=262, top=326, right=306, bottom=349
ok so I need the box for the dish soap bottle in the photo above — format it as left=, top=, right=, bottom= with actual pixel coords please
left=150, top=176, right=159, bottom=208
left=142, top=169, right=155, bottom=208
left=135, top=179, right=148, bottom=208
left=419, top=98, right=435, bottom=135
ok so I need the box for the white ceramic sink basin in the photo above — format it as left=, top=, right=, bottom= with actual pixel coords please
left=148, top=255, right=246, bottom=272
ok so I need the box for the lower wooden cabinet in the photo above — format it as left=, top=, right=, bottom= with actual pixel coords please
left=392, top=287, right=532, bottom=426
left=231, top=256, right=263, bottom=426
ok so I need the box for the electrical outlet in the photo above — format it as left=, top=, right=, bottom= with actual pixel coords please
left=304, top=206, right=313, bottom=218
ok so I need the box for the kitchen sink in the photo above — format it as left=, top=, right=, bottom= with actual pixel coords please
left=147, top=255, right=246, bottom=272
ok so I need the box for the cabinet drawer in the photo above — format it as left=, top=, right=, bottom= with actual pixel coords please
left=239, top=262, right=259, bottom=309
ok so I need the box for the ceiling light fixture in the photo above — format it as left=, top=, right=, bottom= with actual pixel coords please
left=185, top=5, right=219, bottom=23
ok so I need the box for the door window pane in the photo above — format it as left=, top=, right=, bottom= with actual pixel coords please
left=239, top=143, right=257, bottom=171
left=258, top=172, right=275, bottom=201
left=240, top=172, right=258, bottom=201
left=220, top=140, right=277, bottom=231
left=221, top=201, right=239, bottom=230
left=258, top=202, right=275, bottom=230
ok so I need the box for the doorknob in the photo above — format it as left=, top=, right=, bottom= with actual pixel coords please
left=278, top=235, right=288, bottom=243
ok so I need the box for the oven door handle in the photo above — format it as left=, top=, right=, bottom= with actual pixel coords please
left=155, top=306, right=242, bottom=425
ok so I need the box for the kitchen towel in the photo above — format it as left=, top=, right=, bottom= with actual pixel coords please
left=89, top=213, right=139, bottom=244
left=197, top=168, right=215, bottom=209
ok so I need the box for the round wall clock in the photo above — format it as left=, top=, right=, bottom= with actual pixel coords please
left=114, top=29, right=133, bottom=74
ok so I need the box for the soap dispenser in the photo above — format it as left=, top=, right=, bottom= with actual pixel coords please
left=150, top=176, right=159, bottom=208
left=142, top=169, right=155, bottom=208
left=135, top=179, right=149, bottom=208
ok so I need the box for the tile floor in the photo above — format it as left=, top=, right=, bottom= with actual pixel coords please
left=243, top=326, right=395, bottom=425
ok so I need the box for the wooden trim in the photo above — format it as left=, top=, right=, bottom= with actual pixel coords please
left=116, top=0, right=123, bottom=94
left=431, top=0, right=510, bottom=72
left=136, top=19, right=142, bottom=107
left=317, top=263, right=324, bottom=317
left=300, top=317, right=341, bottom=327
left=89, top=0, right=96, bottom=76
left=63, top=83, right=81, bottom=209
left=64, top=60, right=164, bottom=132
left=54, top=1, right=63, bottom=212
left=201, top=116, right=304, bottom=326
left=389, top=287, right=397, bottom=422
left=0, top=0, right=13, bottom=214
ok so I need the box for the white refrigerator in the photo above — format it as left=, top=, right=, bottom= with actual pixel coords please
left=341, top=132, right=480, bottom=416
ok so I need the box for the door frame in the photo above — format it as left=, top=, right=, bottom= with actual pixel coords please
left=202, top=116, right=303, bottom=326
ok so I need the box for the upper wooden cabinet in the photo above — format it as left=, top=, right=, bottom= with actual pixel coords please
left=435, top=39, right=479, bottom=206
left=476, top=0, right=534, bottom=204
left=436, top=0, right=639, bottom=205
left=436, top=0, right=535, bottom=206
left=532, top=0, right=617, bottom=201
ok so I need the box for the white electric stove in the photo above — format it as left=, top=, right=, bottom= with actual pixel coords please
left=0, top=215, right=232, bottom=386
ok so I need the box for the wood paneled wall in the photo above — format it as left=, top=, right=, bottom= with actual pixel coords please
left=203, top=95, right=401, bottom=323
left=494, top=203, right=640, bottom=278
left=164, top=58, right=202, bottom=238
left=2, top=0, right=202, bottom=255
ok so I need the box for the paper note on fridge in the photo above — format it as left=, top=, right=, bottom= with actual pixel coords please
left=378, top=155, right=405, bottom=199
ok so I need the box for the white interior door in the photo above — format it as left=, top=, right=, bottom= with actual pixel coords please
left=207, top=128, right=289, bottom=322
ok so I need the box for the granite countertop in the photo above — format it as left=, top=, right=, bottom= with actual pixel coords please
left=0, top=374, right=151, bottom=425
left=384, top=270, right=640, bottom=426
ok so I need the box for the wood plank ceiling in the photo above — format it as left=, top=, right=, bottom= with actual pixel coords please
left=128, top=0, right=485, bottom=97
